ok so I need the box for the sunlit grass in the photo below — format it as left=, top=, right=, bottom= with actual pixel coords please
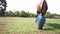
left=0, top=17, right=60, bottom=34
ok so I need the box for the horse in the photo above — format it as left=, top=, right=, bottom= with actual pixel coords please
left=36, top=0, right=48, bottom=29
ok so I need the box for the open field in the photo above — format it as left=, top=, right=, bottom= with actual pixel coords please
left=0, top=17, right=60, bottom=34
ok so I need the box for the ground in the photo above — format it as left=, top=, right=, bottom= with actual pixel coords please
left=0, top=17, right=60, bottom=34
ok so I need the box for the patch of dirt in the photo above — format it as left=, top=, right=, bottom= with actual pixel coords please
left=0, top=23, right=6, bottom=34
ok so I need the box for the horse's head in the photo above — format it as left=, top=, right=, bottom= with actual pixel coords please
left=37, top=0, right=48, bottom=15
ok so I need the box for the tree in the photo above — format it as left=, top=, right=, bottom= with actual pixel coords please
left=0, top=0, right=7, bottom=16
left=29, top=13, right=36, bottom=17
left=14, top=11, right=20, bottom=17
left=20, top=10, right=29, bottom=17
left=7, top=11, right=14, bottom=16
left=45, top=12, right=51, bottom=18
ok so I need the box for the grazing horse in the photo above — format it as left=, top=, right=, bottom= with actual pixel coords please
left=36, top=0, right=48, bottom=29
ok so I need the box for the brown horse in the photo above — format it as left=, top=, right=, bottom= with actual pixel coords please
left=37, top=0, right=48, bottom=15
left=36, top=0, right=48, bottom=29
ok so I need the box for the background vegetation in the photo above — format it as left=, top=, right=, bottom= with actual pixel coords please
left=4, top=10, right=60, bottom=19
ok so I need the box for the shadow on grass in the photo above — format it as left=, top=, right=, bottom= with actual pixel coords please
left=43, top=23, right=60, bottom=31
left=43, top=28, right=53, bottom=30
left=47, top=23, right=60, bottom=29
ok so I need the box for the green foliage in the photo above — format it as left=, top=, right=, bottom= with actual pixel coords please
left=5, top=10, right=15, bottom=17
left=0, top=0, right=7, bottom=16
left=29, top=13, right=36, bottom=17
left=5, top=10, right=36, bottom=17
left=45, top=12, right=60, bottom=18
left=45, top=12, right=51, bottom=18
left=14, top=11, right=20, bottom=17
left=20, top=10, right=29, bottom=17
left=5, top=10, right=60, bottom=18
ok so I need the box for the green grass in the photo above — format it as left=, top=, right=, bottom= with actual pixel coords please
left=0, top=17, right=60, bottom=34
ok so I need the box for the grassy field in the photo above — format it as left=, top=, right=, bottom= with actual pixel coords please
left=0, top=17, right=60, bottom=34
